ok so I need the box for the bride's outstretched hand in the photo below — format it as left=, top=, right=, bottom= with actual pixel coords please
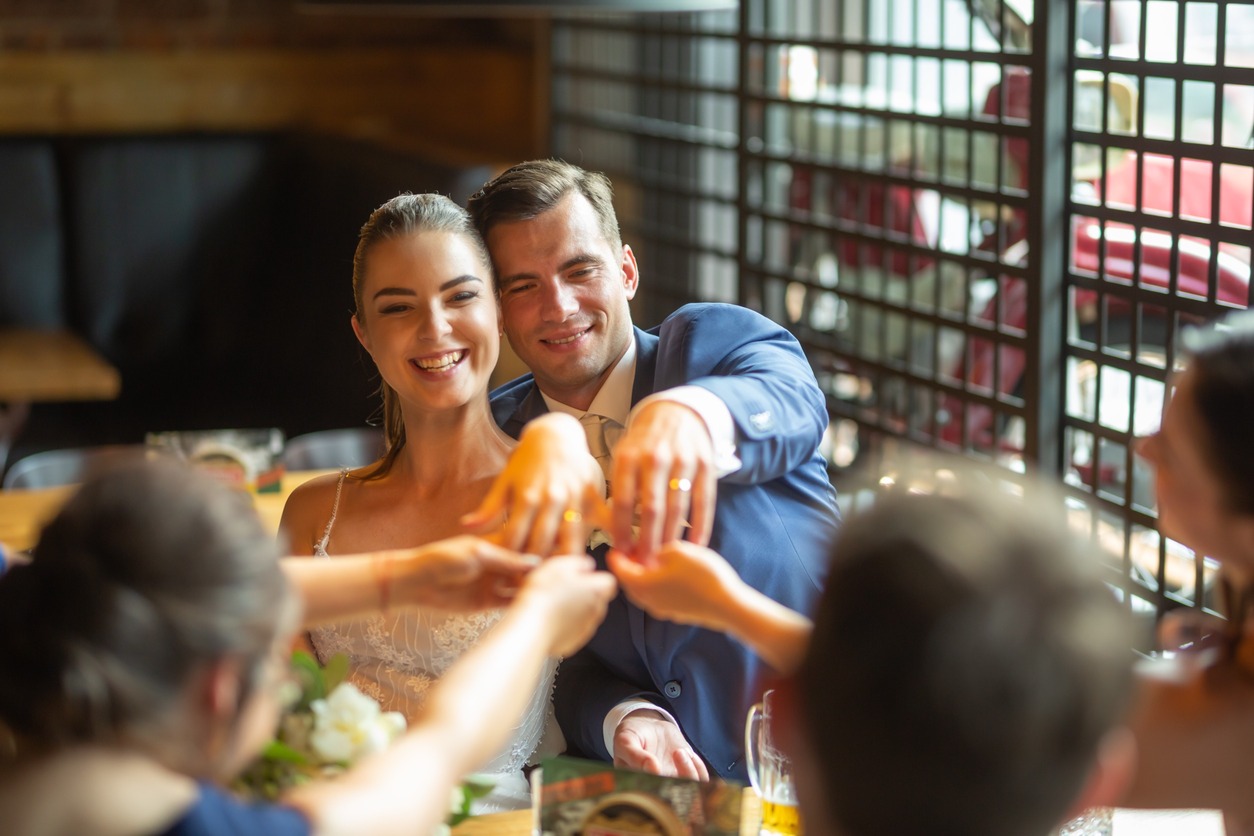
left=461, top=413, right=605, bottom=557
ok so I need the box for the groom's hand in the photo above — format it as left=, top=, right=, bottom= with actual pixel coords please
left=612, top=709, right=710, bottom=781
left=611, top=401, right=716, bottom=560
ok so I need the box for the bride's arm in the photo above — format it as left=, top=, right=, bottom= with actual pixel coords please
left=282, top=539, right=539, bottom=626
left=285, top=555, right=617, bottom=836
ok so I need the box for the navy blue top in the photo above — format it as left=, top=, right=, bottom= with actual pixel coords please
left=159, top=784, right=311, bottom=836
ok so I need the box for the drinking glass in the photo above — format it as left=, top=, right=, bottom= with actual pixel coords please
left=1055, top=807, right=1114, bottom=835
left=744, top=689, right=803, bottom=836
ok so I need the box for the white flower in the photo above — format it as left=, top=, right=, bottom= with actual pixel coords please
left=309, top=682, right=407, bottom=764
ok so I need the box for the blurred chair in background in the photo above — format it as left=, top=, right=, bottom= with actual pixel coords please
left=282, top=428, right=386, bottom=471
left=3, top=445, right=147, bottom=490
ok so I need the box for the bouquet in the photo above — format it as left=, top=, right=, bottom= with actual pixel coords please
left=233, top=651, right=402, bottom=797
left=235, top=651, right=494, bottom=831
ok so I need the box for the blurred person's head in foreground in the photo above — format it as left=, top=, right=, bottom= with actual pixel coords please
left=792, top=468, right=1136, bottom=836
left=1138, top=308, right=1254, bottom=578
left=0, top=457, right=297, bottom=775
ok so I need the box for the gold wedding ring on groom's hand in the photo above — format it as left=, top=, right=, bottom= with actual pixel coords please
left=562, top=509, right=583, bottom=524
left=668, top=478, right=693, bottom=493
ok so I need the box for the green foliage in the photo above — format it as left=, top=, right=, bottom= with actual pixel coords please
left=260, top=740, right=311, bottom=766
left=447, top=775, right=498, bottom=828
left=288, top=650, right=328, bottom=711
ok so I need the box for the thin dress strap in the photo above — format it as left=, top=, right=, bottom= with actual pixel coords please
left=313, top=468, right=349, bottom=558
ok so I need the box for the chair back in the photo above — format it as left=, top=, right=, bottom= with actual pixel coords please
left=282, top=428, right=386, bottom=471
left=3, top=445, right=148, bottom=490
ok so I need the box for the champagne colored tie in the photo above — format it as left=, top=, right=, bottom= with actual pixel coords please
left=580, top=412, right=613, bottom=493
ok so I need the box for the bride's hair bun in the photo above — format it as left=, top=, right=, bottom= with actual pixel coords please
left=0, top=458, right=292, bottom=745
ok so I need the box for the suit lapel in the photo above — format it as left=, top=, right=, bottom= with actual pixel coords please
left=499, top=383, right=551, bottom=440
left=631, top=326, right=660, bottom=408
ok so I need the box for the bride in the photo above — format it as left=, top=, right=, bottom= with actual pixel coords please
left=280, top=193, right=600, bottom=812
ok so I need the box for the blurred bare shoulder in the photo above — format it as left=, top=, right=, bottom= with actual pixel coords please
left=280, top=471, right=350, bottom=556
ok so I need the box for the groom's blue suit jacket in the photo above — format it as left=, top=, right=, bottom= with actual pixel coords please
left=490, top=303, right=840, bottom=780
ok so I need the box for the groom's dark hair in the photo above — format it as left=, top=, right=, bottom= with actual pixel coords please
left=468, top=159, right=623, bottom=262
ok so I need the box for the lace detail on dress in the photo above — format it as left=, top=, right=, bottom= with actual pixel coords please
left=305, top=470, right=559, bottom=810
left=309, top=610, right=555, bottom=781
left=432, top=610, right=503, bottom=661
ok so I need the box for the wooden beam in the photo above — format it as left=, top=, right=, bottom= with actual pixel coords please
left=0, top=329, right=120, bottom=403
left=0, top=46, right=540, bottom=163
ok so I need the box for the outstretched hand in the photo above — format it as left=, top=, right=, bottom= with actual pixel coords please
left=392, top=537, right=542, bottom=611
left=613, top=709, right=710, bottom=781
left=282, top=538, right=543, bottom=627
left=609, top=542, right=814, bottom=675
left=462, top=413, right=606, bottom=557
left=606, top=542, right=742, bottom=633
left=514, top=554, right=618, bottom=658
left=610, top=401, right=716, bottom=560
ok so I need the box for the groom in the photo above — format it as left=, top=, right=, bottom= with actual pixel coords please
left=468, top=160, right=840, bottom=782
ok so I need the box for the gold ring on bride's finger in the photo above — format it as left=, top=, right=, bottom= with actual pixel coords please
left=563, top=509, right=583, bottom=524
left=668, top=477, right=693, bottom=493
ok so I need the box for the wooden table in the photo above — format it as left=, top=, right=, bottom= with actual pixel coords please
left=451, top=810, right=530, bottom=835
left=0, top=328, right=120, bottom=403
left=0, top=328, right=122, bottom=470
left=0, top=468, right=334, bottom=553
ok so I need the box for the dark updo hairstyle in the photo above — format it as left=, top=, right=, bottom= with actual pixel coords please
left=797, top=483, right=1133, bottom=836
left=351, top=192, right=492, bottom=479
left=0, top=459, right=292, bottom=748
left=1181, top=308, right=1254, bottom=515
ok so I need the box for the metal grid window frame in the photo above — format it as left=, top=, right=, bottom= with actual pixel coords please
left=1061, top=1, right=1254, bottom=625
left=549, top=0, right=1252, bottom=638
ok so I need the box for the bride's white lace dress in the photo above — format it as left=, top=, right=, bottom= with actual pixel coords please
left=307, top=471, right=561, bottom=813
